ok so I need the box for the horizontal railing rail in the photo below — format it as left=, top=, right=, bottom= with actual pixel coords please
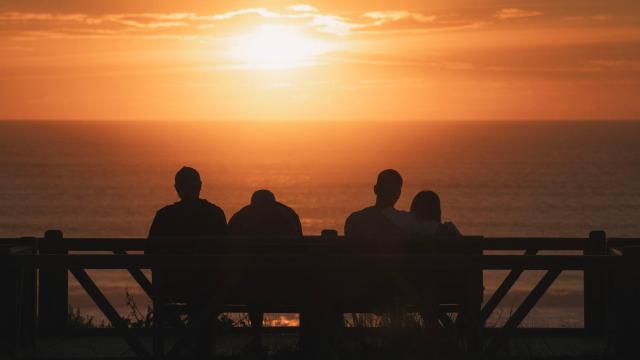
left=3, top=253, right=622, bottom=270
left=3, top=235, right=640, bottom=251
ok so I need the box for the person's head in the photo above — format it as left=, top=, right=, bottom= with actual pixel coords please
left=410, top=190, right=441, bottom=223
left=251, top=189, right=276, bottom=208
left=374, top=169, right=403, bottom=208
left=174, top=166, right=202, bottom=201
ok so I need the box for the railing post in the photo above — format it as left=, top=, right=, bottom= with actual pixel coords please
left=38, top=230, right=68, bottom=335
left=20, top=237, right=38, bottom=348
left=465, top=266, right=484, bottom=357
left=613, top=246, right=640, bottom=359
left=1, top=239, right=38, bottom=357
left=0, top=244, right=18, bottom=357
left=584, top=230, right=607, bottom=335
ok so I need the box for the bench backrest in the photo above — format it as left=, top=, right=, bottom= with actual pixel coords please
left=150, top=236, right=483, bottom=310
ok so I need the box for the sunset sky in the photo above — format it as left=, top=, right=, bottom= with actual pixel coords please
left=1, top=0, right=639, bottom=121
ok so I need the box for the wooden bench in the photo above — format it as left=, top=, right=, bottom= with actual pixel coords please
left=148, top=236, right=484, bottom=357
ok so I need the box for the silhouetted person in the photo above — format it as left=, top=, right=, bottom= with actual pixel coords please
left=228, top=189, right=302, bottom=237
left=410, top=190, right=465, bottom=345
left=344, top=169, right=410, bottom=246
left=227, top=189, right=302, bottom=350
left=149, top=167, right=227, bottom=242
left=341, top=170, right=414, bottom=350
left=147, top=166, right=227, bottom=356
left=410, top=190, right=460, bottom=238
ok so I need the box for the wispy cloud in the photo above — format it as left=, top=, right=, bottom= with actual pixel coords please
left=289, top=4, right=317, bottom=13
left=0, top=5, right=467, bottom=40
left=362, top=11, right=436, bottom=24
left=496, top=8, right=543, bottom=20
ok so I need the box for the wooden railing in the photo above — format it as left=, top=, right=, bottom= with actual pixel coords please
left=2, top=230, right=640, bottom=358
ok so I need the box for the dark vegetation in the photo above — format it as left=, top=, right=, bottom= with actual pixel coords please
left=67, top=289, right=243, bottom=330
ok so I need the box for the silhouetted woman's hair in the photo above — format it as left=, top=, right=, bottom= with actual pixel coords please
left=410, top=191, right=442, bottom=223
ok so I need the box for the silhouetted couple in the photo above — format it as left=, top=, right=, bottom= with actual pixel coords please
left=148, top=167, right=301, bottom=356
left=344, top=169, right=460, bottom=347
left=148, top=167, right=300, bottom=240
left=346, top=168, right=459, bottom=243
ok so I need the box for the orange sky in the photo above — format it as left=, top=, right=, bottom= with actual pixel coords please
left=1, top=0, right=639, bottom=121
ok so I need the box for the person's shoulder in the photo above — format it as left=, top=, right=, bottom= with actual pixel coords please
left=230, top=205, right=252, bottom=221
left=382, top=207, right=414, bottom=222
left=200, top=199, right=224, bottom=211
left=437, top=221, right=461, bottom=238
left=409, top=217, right=438, bottom=236
left=346, top=206, right=379, bottom=226
left=198, top=199, right=226, bottom=216
left=275, top=202, right=299, bottom=217
left=155, top=202, right=180, bottom=217
left=349, top=206, right=378, bottom=218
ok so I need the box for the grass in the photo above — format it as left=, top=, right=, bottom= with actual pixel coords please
left=66, top=304, right=108, bottom=328
left=67, top=289, right=246, bottom=331
left=66, top=298, right=469, bottom=358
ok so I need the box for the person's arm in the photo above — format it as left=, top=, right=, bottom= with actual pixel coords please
left=294, top=213, right=303, bottom=236
left=443, top=221, right=462, bottom=237
left=147, top=210, right=164, bottom=254
left=344, top=213, right=355, bottom=238
left=213, top=207, right=228, bottom=236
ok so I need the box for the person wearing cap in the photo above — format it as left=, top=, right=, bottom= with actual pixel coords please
left=227, top=189, right=302, bottom=350
left=147, top=166, right=227, bottom=356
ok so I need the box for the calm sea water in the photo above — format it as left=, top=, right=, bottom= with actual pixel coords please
left=1, top=120, right=639, bottom=326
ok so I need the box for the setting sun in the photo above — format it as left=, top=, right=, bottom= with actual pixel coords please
left=228, top=25, right=335, bottom=69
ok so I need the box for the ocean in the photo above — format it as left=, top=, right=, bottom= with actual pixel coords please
left=1, top=120, right=639, bottom=326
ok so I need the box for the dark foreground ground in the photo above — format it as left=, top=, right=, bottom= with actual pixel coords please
left=7, top=331, right=608, bottom=360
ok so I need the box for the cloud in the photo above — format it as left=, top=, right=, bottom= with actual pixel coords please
left=311, top=15, right=355, bottom=36
left=289, top=4, right=317, bottom=13
left=0, top=6, right=475, bottom=40
left=207, top=8, right=280, bottom=21
left=0, top=12, right=89, bottom=22
left=496, top=8, right=542, bottom=20
left=362, top=11, right=436, bottom=24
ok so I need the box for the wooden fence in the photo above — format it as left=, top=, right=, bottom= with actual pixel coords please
left=2, top=230, right=640, bottom=359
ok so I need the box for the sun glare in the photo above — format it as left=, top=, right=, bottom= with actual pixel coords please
left=229, top=25, right=334, bottom=69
